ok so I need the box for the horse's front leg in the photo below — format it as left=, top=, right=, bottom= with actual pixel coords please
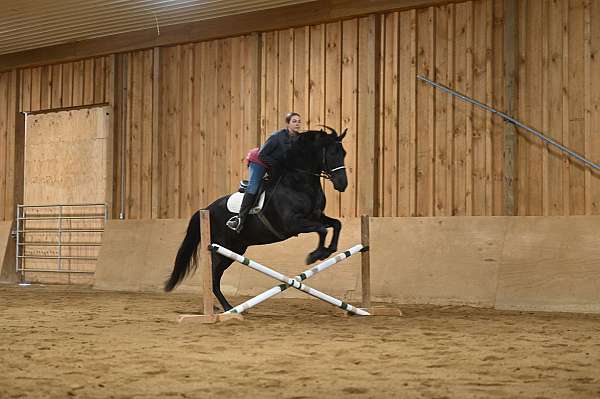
left=306, top=228, right=329, bottom=265
left=321, top=215, right=341, bottom=253
left=291, top=220, right=337, bottom=265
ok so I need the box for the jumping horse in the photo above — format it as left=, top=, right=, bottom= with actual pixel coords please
left=164, top=127, right=348, bottom=311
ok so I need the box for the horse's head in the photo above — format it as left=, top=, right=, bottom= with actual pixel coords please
left=316, top=126, right=348, bottom=192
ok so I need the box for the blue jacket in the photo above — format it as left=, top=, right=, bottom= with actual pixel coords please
left=258, top=128, right=298, bottom=170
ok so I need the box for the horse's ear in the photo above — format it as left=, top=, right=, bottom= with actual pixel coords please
left=339, top=128, right=347, bottom=141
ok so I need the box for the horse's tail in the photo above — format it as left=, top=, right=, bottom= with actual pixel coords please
left=164, top=210, right=202, bottom=292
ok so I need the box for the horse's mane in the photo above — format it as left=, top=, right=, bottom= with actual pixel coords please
left=290, top=130, right=337, bottom=151
left=285, top=130, right=334, bottom=168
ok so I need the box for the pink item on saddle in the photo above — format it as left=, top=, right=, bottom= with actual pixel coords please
left=246, top=147, right=268, bottom=168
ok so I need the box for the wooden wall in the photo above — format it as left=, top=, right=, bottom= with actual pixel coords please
left=516, top=0, right=600, bottom=216
left=117, top=40, right=261, bottom=220
left=19, top=56, right=114, bottom=112
left=378, top=1, right=505, bottom=217
left=2, top=0, right=600, bottom=221
left=155, top=35, right=260, bottom=219
left=260, top=17, right=378, bottom=217
left=0, top=70, right=18, bottom=221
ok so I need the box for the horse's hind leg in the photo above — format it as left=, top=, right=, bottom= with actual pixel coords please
left=211, top=253, right=235, bottom=312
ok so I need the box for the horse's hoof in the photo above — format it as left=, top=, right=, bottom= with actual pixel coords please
left=306, top=252, right=320, bottom=265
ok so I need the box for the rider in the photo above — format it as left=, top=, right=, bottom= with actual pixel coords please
left=226, top=112, right=302, bottom=233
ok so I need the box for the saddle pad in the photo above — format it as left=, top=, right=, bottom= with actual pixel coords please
left=226, top=192, right=266, bottom=214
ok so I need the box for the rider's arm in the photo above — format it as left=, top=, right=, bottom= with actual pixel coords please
left=258, top=131, right=282, bottom=168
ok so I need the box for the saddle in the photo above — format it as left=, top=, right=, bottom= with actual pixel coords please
left=226, top=179, right=266, bottom=215
left=225, top=178, right=286, bottom=240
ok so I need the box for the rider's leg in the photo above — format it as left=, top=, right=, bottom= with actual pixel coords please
left=226, top=161, right=265, bottom=233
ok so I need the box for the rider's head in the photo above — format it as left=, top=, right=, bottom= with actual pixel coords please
left=285, top=112, right=302, bottom=134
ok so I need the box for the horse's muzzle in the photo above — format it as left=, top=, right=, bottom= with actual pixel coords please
left=331, top=171, right=348, bottom=192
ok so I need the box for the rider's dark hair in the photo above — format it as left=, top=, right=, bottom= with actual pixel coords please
left=285, top=112, right=301, bottom=124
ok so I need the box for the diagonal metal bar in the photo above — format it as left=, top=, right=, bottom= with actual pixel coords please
left=417, top=75, right=600, bottom=173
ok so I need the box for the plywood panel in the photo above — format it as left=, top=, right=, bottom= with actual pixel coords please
left=95, top=217, right=362, bottom=301
left=370, top=216, right=600, bottom=312
left=24, top=107, right=110, bottom=205
left=23, top=107, right=111, bottom=283
left=370, top=217, right=502, bottom=306
left=94, top=219, right=202, bottom=293
left=496, top=216, right=600, bottom=313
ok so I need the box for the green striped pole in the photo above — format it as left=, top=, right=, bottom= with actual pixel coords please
left=210, top=244, right=370, bottom=316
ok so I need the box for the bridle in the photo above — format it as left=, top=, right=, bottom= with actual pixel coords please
left=321, top=143, right=346, bottom=179
left=293, top=142, right=345, bottom=180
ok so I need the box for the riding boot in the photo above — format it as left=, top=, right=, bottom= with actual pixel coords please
left=226, top=192, right=257, bottom=233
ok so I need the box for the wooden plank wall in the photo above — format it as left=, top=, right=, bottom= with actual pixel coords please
left=0, top=70, right=18, bottom=220
left=157, top=35, right=260, bottom=219
left=3, top=0, right=600, bottom=221
left=260, top=16, right=378, bottom=217
left=19, top=55, right=114, bottom=112
left=378, top=0, right=505, bottom=217
left=516, top=0, right=600, bottom=216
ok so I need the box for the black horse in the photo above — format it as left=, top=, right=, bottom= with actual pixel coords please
left=164, top=127, right=348, bottom=311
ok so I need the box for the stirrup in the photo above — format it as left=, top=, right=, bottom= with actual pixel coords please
left=226, top=216, right=240, bottom=231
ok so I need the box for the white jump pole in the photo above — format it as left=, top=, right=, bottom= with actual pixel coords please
left=223, top=244, right=366, bottom=315
left=210, top=244, right=370, bottom=316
